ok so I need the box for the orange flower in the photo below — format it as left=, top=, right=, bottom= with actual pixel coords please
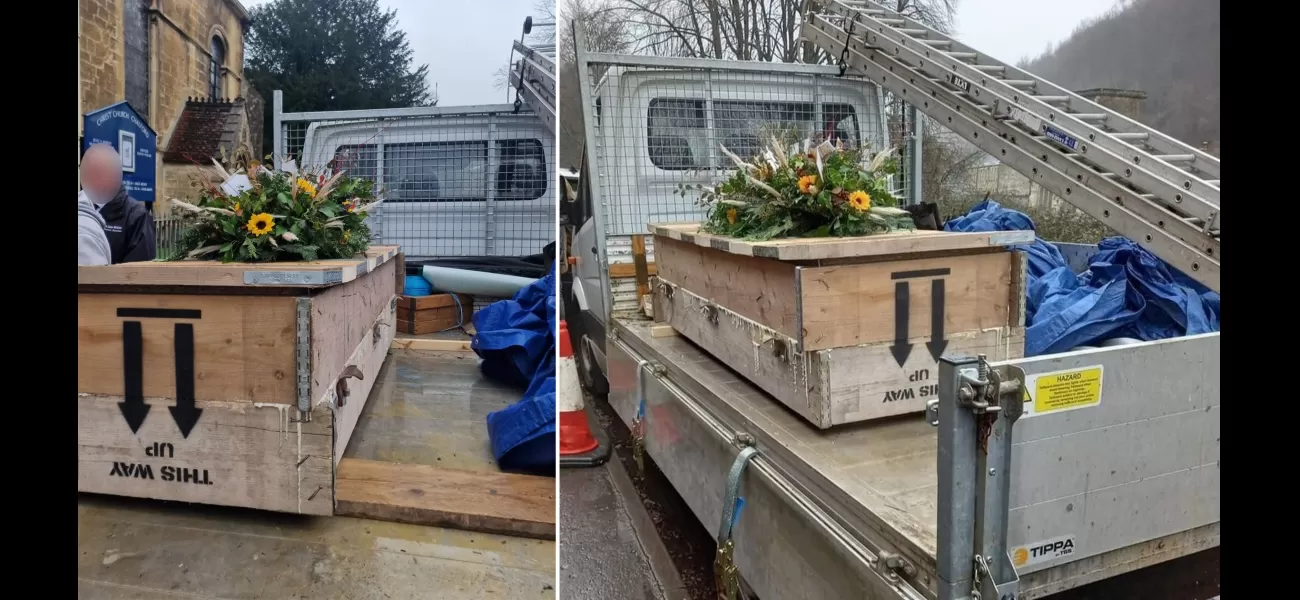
left=726, top=208, right=738, bottom=224
left=848, top=190, right=872, bottom=212
left=798, top=174, right=818, bottom=194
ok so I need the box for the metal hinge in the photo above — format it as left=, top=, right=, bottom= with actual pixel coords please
left=876, top=551, right=918, bottom=584
left=294, top=297, right=312, bottom=422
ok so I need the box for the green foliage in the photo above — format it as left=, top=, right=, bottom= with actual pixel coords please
left=679, top=139, right=913, bottom=240
left=245, top=0, right=432, bottom=155
left=166, top=165, right=378, bottom=263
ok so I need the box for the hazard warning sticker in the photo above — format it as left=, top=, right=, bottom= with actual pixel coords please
left=1021, top=365, right=1103, bottom=419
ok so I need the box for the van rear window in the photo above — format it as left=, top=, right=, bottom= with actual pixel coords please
left=330, top=139, right=546, bottom=202
left=647, top=99, right=859, bottom=171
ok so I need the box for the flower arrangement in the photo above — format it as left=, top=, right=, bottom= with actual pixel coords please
left=680, top=138, right=915, bottom=240
left=167, top=161, right=380, bottom=263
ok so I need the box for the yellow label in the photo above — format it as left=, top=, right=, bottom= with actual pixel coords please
left=1033, top=367, right=1102, bottom=414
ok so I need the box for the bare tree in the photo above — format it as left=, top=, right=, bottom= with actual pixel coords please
left=608, top=0, right=957, bottom=61
left=559, top=0, right=632, bottom=166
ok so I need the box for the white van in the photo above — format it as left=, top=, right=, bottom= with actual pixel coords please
left=298, top=106, right=554, bottom=260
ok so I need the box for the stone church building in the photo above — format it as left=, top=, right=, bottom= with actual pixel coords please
left=78, top=0, right=264, bottom=210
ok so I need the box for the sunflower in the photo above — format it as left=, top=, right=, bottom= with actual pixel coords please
left=797, top=174, right=818, bottom=194
left=726, top=208, right=738, bottom=225
left=297, top=177, right=318, bottom=199
left=247, top=213, right=275, bottom=236
left=848, top=190, right=872, bottom=212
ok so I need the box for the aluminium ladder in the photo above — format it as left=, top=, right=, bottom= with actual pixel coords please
left=510, top=17, right=557, bottom=135
left=802, top=0, right=1220, bottom=292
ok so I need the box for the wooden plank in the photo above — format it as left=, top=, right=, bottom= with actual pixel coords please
left=323, top=295, right=396, bottom=467
left=335, top=459, right=557, bottom=539
left=399, top=293, right=473, bottom=311
left=78, top=245, right=401, bottom=288
left=391, top=337, right=474, bottom=352
left=631, top=234, right=651, bottom=304
left=798, top=252, right=1016, bottom=351
left=394, top=252, right=406, bottom=295
left=649, top=325, right=678, bottom=338
left=78, top=396, right=335, bottom=514
left=77, top=294, right=298, bottom=404
left=309, top=259, right=398, bottom=407
left=609, top=262, right=657, bottom=279
left=655, top=235, right=801, bottom=339
left=396, top=306, right=469, bottom=325
left=650, top=223, right=1034, bottom=262
left=397, top=318, right=463, bottom=336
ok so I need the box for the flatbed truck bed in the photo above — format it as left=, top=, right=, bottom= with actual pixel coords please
left=603, top=318, right=1218, bottom=600
left=78, top=338, right=557, bottom=600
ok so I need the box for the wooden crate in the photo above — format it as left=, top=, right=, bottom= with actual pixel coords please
left=396, top=293, right=473, bottom=335
left=77, top=246, right=402, bottom=514
left=651, top=223, right=1031, bottom=428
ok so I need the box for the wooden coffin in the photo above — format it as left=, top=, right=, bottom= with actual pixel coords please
left=77, top=246, right=402, bottom=514
left=651, top=223, right=1030, bottom=428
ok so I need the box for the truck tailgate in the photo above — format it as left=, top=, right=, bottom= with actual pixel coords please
left=605, top=318, right=1217, bottom=599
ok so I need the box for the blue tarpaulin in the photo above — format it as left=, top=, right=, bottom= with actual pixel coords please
left=945, top=200, right=1220, bottom=356
left=473, top=265, right=557, bottom=474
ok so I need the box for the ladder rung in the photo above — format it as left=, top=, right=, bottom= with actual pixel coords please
left=880, top=18, right=905, bottom=25
left=898, top=28, right=927, bottom=35
left=1206, top=179, right=1220, bottom=185
left=1036, top=95, right=1070, bottom=103
left=974, top=64, right=1006, bottom=73
left=922, top=39, right=953, bottom=48
left=1004, top=80, right=1036, bottom=88
left=1113, top=132, right=1149, bottom=141
left=1155, top=154, right=1195, bottom=163
left=1074, top=113, right=1107, bottom=122
left=949, top=52, right=978, bottom=60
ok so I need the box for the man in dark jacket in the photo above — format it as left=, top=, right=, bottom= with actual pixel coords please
left=80, top=143, right=156, bottom=263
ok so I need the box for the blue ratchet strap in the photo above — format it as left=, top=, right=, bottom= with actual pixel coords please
left=715, top=440, right=759, bottom=600
left=631, top=360, right=651, bottom=471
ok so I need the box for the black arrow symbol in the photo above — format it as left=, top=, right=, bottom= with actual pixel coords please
left=118, top=321, right=150, bottom=433
left=168, top=323, right=203, bottom=438
left=889, top=281, right=913, bottom=367
left=926, top=278, right=949, bottom=361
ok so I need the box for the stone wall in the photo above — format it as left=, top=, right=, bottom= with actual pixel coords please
left=158, top=163, right=222, bottom=210
left=80, top=0, right=125, bottom=122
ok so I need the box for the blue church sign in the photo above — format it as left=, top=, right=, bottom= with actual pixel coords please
left=83, top=101, right=157, bottom=205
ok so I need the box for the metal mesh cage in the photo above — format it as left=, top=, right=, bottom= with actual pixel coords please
left=274, top=100, right=555, bottom=261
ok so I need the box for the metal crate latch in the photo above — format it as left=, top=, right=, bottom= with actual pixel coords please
left=936, top=354, right=1026, bottom=600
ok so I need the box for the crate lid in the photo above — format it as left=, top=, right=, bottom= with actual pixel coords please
left=79, top=245, right=401, bottom=288
left=649, top=223, right=1033, bottom=262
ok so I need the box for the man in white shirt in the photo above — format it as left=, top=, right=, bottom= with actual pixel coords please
left=78, top=190, right=112, bottom=266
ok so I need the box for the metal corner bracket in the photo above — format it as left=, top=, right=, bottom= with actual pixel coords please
left=295, top=297, right=312, bottom=422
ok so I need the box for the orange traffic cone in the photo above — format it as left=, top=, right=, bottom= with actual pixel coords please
left=558, top=320, right=602, bottom=461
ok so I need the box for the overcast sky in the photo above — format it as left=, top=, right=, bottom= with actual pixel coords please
left=239, top=0, right=547, bottom=106
left=956, top=0, right=1120, bottom=65
left=238, top=0, right=1115, bottom=104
